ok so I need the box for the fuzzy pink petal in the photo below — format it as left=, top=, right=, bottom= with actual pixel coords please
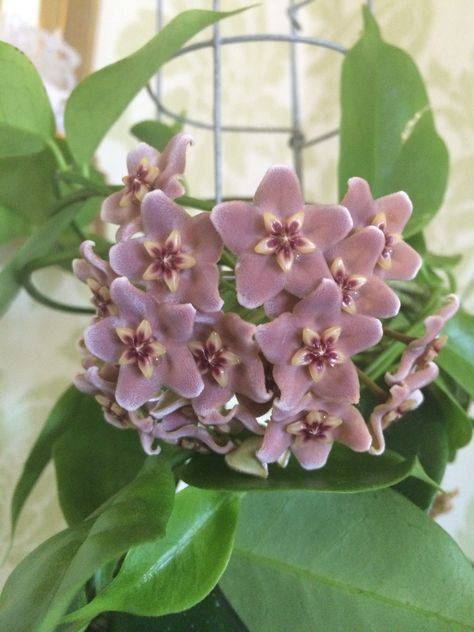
left=116, top=215, right=143, bottom=241
left=211, top=201, right=261, bottom=254
left=311, top=361, right=360, bottom=403
left=109, top=240, right=148, bottom=281
left=116, top=364, right=163, bottom=411
left=110, top=277, right=157, bottom=322
left=256, top=313, right=300, bottom=365
left=185, top=264, right=223, bottom=313
left=380, top=241, right=422, bottom=280
left=357, top=276, right=401, bottom=318
left=274, top=364, right=313, bottom=411
left=141, top=190, right=188, bottom=238
left=253, top=166, right=304, bottom=217
left=333, top=406, right=372, bottom=452
left=285, top=252, right=331, bottom=298
left=375, top=191, right=412, bottom=233
left=157, top=133, right=193, bottom=181
left=264, top=291, right=299, bottom=318
left=293, top=278, right=342, bottom=324
left=100, top=191, right=131, bottom=225
left=192, top=379, right=233, bottom=416
left=257, top=421, right=292, bottom=464
left=338, top=314, right=383, bottom=356
left=164, top=348, right=204, bottom=398
left=236, top=253, right=286, bottom=308
left=292, top=437, right=332, bottom=470
left=341, top=177, right=376, bottom=227
left=302, top=205, right=353, bottom=249
left=326, top=226, right=385, bottom=274
left=155, top=302, right=196, bottom=342
left=185, top=213, right=223, bottom=262
left=84, top=318, right=122, bottom=363
left=126, top=143, right=159, bottom=173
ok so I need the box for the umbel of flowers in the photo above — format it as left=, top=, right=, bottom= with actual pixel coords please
left=73, top=134, right=458, bottom=476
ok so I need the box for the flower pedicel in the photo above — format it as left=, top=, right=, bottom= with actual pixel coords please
left=74, top=134, right=458, bottom=475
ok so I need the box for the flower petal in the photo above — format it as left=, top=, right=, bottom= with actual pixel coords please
left=253, top=166, right=304, bottom=217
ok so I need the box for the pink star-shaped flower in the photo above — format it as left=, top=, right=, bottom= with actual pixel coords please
left=211, top=166, right=352, bottom=308
left=341, top=177, right=421, bottom=281
left=109, top=191, right=223, bottom=313
left=101, top=134, right=192, bottom=240
left=84, top=277, right=204, bottom=411
left=188, top=311, right=271, bottom=416
left=256, top=279, right=383, bottom=410
left=257, top=394, right=371, bottom=470
left=73, top=241, right=118, bottom=319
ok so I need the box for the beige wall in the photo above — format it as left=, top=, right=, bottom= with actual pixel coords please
left=1, top=0, right=473, bottom=587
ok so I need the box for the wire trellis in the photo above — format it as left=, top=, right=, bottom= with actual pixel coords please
left=151, top=0, right=375, bottom=201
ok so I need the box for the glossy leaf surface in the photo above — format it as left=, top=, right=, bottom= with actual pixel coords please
left=63, top=488, right=239, bottom=623
left=10, top=387, right=84, bottom=534
left=0, top=458, right=175, bottom=632
left=438, top=308, right=474, bottom=399
left=65, top=9, right=245, bottom=163
left=0, top=40, right=55, bottom=136
left=222, top=490, right=474, bottom=631
left=53, top=396, right=146, bottom=525
left=338, top=8, right=448, bottom=236
left=182, top=444, right=429, bottom=493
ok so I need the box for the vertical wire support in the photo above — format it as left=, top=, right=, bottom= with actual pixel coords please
left=155, top=0, right=164, bottom=119
left=288, top=0, right=304, bottom=186
left=212, top=0, right=223, bottom=204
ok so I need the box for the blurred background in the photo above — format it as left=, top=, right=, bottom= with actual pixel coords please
left=1, top=0, right=473, bottom=586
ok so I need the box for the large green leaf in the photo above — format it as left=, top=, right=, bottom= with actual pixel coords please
left=62, top=488, right=240, bottom=624
left=107, top=587, right=248, bottom=631
left=0, top=194, right=102, bottom=316
left=53, top=396, right=146, bottom=526
left=65, top=9, right=246, bottom=163
left=10, top=387, right=84, bottom=534
left=222, top=490, right=474, bottom=631
left=0, top=151, right=58, bottom=221
left=182, top=443, right=431, bottom=493
left=438, top=308, right=474, bottom=399
left=0, top=41, right=55, bottom=136
left=338, top=8, right=448, bottom=236
left=0, top=123, right=46, bottom=157
left=432, top=381, right=473, bottom=455
left=0, top=458, right=175, bottom=632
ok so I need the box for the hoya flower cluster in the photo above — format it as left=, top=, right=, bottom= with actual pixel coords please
left=74, top=134, right=458, bottom=475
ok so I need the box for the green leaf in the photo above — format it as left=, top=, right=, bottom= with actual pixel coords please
left=0, top=151, right=58, bottom=221
left=0, top=458, right=175, bottom=632
left=182, top=444, right=428, bottom=493
left=0, top=123, right=46, bottom=157
left=438, top=308, right=474, bottom=399
left=385, top=391, right=449, bottom=511
left=338, top=8, right=448, bottom=236
left=107, top=587, right=248, bottom=631
left=432, top=381, right=473, bottom=455
left=0, top=205, right=29, bottom=243
left=131, top=120, right=182, bottom=151
left=65, top=9, right=247, bottom=163
left=53, top=396, right=146, bottom=525
left=10, top=387, right=84, bottom=534
left=222, top=490, right=474, bottom=631
left=63, top=488, right=239, bottom=623
left=0, top=194, right=102, bottom=316
left=0, top=41, right=55, bottom=136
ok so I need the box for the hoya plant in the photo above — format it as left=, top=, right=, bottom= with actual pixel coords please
left=1, top=6, right=473, bottom=632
